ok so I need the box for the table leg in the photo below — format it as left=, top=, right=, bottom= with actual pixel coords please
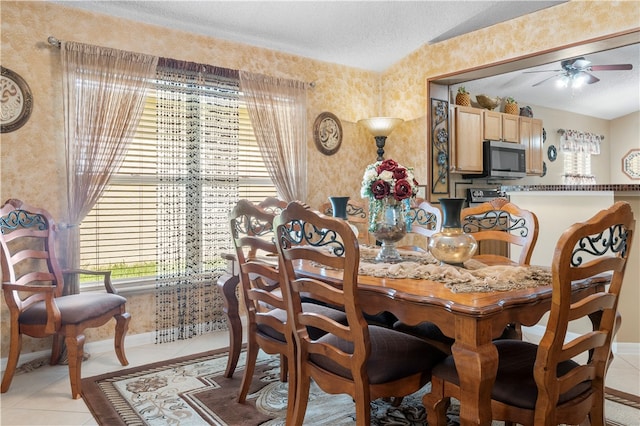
left=217, top=273, right=241, bottom=378
left=451, top=316, right=498, bottom=426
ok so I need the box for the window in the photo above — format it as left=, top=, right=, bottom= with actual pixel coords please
left=562, top=151, right=595, bottom=185
left=80, top=87, right=276, bottom=286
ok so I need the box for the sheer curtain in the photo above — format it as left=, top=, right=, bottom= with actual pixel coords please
left=239, top=71, right=308, bottom=202
left=560, top=129, right=601, bottom=185
left=61, top=42, right=158, bottom=294
left=154, top=59, right=239, bottom=342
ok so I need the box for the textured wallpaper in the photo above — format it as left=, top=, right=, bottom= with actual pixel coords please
left=1, top=1, right=638, bottom=354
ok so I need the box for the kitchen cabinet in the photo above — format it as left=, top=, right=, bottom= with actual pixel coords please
left=502, top=114, right=520, bottom=142
left=520, top=117, right=544, bottom=175
left=451, top=106, right=483, bottom=174
left=483, top=110, right=519, bottom=143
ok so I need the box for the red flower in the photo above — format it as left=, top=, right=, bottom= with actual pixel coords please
left=392, top=167, right=407, bottom=181
left=376, top=159, right=398, bottom=174
left=394, top=179, right=413, bottom=200
left=371, top=179, right=391, bottom=199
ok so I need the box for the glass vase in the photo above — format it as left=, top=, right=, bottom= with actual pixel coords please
left=427, top=198, right=478, bottom=267
left=371, top=197, right=407, bottom=263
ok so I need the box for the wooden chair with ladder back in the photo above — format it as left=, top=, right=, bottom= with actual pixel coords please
left=229, top=199, right=346, bottom=411
left=424, top=201, right=635, bottom=426
left=0, top=199, right=130, bottom=399
left=274, top=201, right=447, bottom=425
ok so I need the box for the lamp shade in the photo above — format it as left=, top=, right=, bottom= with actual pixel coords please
left=358, top=117, right=404, bottom=137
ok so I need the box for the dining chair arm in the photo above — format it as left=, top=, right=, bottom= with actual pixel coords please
left=2, top=282, right=60, bottom=333
left=64, top=269, right=115, bottom=294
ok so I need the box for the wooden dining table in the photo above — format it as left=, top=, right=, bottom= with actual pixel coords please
left=217, top=252, right=607, bottom=426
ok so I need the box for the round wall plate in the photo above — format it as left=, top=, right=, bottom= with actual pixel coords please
left=547, top=144, right=557, bottom=162
left=1, top=67, right=33, bottom=133
left=313, top=112, right=342, bottom=155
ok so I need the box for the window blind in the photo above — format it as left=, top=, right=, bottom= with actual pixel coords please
left=80, top=92, right=276, bottom=282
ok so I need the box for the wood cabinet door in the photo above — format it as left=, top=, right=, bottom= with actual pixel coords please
left=483, top=110, right=502, bottom=141
left=528, top=118, right=544, bottom=175
left=452, top=106, right=483, bottom=173
left=502, top=114, right=520, bottom=142
left=520, top=117, right=544, bottom=175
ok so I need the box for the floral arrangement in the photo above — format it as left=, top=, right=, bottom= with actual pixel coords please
left=360, top=159, right=419, bottom=231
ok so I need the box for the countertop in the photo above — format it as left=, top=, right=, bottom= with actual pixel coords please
left=501, top=184, right=639, bottom=192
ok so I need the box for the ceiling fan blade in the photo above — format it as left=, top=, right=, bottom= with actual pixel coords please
left=583, top=72, right=600, bottom=84
left=571, top=58, right=591, bottom=69
left=532, top=74, right=560, bottom=87
left=523, top=69, right=562, bottom=73
left=589, top=64, right=633, bottom=71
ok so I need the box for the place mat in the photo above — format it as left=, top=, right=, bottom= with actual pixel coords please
left=357, top=246, right=552, bottom=293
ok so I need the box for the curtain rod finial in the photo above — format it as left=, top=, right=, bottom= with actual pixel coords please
left=48, top=36, right=61, bottom=48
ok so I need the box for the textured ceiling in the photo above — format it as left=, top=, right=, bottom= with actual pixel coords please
left=53, top=1, right=638, bottom=119
left=53, top=1, right=564, bottom=72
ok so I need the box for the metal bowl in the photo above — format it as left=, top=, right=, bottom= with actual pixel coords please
left=476, top=94, right=501, bottom=110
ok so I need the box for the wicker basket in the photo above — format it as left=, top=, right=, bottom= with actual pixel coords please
left=455, top=92, right=471, bottom=106
left=505, top=102, right=519, bottom=115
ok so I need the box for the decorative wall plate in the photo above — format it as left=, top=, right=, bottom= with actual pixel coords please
left=622, top=149, right=640, bottom=180
left=547, top=144, right=557, bottom=162
left=313, top=112, right=342, bottom=155
left=1, top=67, right=33, bottom=133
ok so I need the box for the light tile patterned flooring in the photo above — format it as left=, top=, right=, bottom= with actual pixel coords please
left=0, top=330, right=638, bottom=426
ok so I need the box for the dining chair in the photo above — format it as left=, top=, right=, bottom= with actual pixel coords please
left=229, top=199, right=346, bottom=407
left=0, top=199, right=130, bottom=399
left=399, top=200, right=443, bottom=252
left=218, top=196, right=288, bottom=378
left=461, top=197, right=539, bottom=267
left=424, top=201, right=635, bottom=426
left=258, top=196, right=288, bottom=214
left=274, top=201, right=447, bottom=426
left=393, top=197, right=539, bottom=350
left=463, top=197, right=540, bottom=339
left=320, top=198, right=371, bottom=245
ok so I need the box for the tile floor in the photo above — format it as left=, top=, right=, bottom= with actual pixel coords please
left=0, top=330, right=638, bottom=426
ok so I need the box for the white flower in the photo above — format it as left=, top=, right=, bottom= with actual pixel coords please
left=379, top=170, right=393, bottom=182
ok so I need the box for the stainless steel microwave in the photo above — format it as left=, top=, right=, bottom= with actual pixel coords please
left=463, top=140, right=526, bottom=179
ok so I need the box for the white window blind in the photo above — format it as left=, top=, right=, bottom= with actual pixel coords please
left=562, top=152, right=595, bottom=185
left=80, top=91, right=276, bottom=283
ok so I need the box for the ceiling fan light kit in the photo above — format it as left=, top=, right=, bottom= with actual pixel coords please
left=529, top=56, right=633, bottom=88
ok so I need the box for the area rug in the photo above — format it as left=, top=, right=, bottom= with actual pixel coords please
left=80, top=348, right=639, bottom=426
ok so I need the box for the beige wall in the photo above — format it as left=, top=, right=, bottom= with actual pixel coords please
left=2, top=0, right=639, bottom=358
left=611, top=112, right=640, bottom=183
left=516, top=105, right=612, bottom=185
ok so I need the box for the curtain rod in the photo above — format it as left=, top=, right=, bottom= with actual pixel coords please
left=46, top=35, right=316, bottom=89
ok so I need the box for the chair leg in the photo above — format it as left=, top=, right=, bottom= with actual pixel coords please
left=354, top=393, right=371, bottom=426
left=66, top=334, right=85, bottom=399
left=285, top=346, right=297, bottom=422
left=423, top=376, right=450, bottom=426
left=1, top=332, right=22, bottom=393
left=279, top=353, right=288, bottom=382
left=237, top=339, right=259, bottom=403
left=50, top=333, right=64, bottom=365
left=114, top=312, right=131, bottom=366
left=289, top=367, right=311, bottom=426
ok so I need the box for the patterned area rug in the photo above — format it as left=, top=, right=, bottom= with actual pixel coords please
left=81, top=349, right=455, bottom=425
left=80, top=348, right=639, bottom=425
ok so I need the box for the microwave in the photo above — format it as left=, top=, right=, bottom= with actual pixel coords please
left=463, top=140, right=526, bottom=180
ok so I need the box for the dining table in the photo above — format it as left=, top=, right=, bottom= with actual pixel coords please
left=217, top=247, right=608, bottom=426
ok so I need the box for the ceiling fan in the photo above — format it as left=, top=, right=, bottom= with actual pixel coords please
left=526, top=57, right=633, bottom=88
